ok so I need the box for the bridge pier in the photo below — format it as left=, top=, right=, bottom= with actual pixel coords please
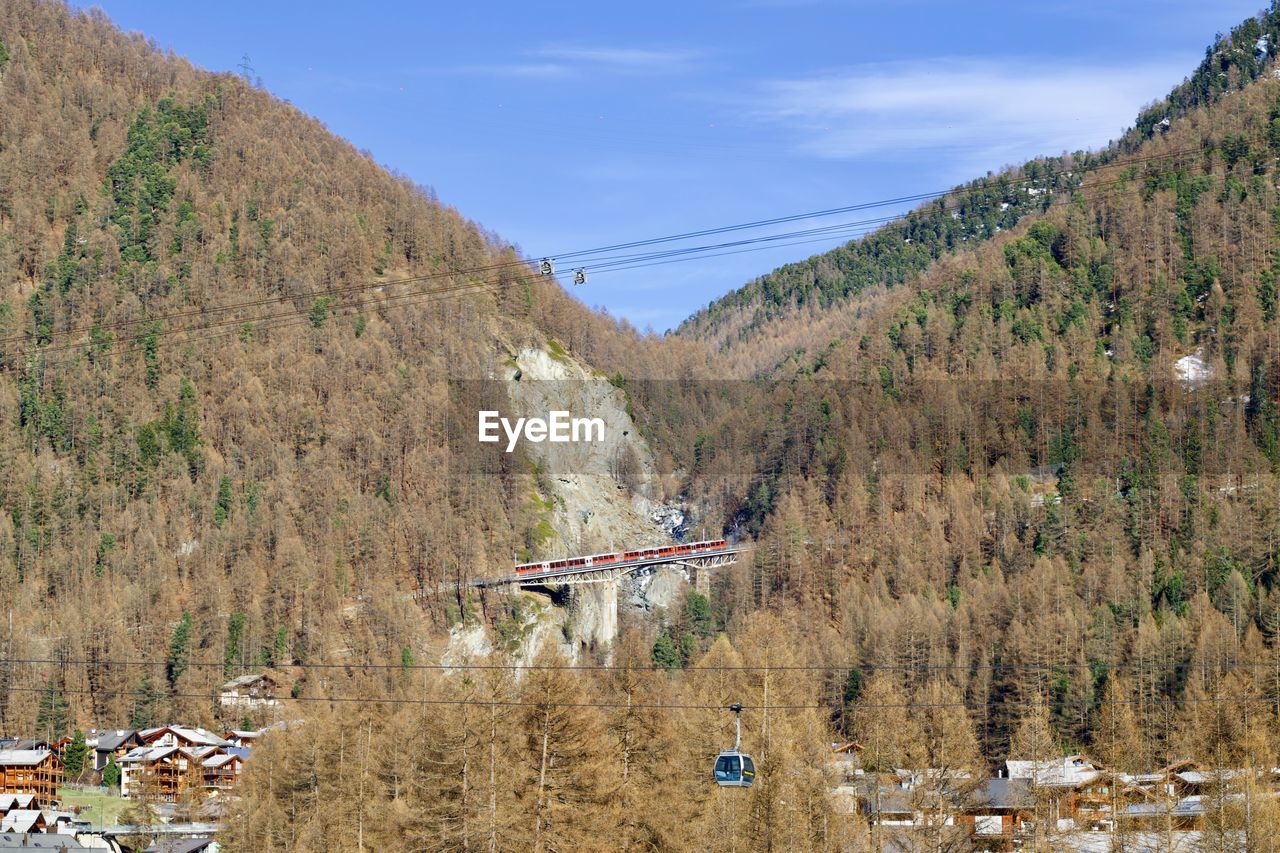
left=461, top=546, right=743, bottom=653
left=570, top=575, right=618, bottom=651
left=692, top=565, right=711, bottom=597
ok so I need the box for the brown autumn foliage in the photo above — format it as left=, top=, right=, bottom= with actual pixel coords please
left=9, top=0, right=1280, bottom=848
left=0, top=0, right=699, bottom=734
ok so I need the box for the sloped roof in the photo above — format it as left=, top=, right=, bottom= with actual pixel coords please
left=8, top=740, right=50, bottom=752
left=970, top=777, right=1034, bottom=811
left=202, top=752, right=240, bottom=768
left=140, top=726, right=229, bottom=748
left=0, top=795, right=35, bottom=812
left=1126, top=797, right=1205, bottom=818
left=0, top=750, right=53, bottom=767
left=1006, top=754, right=1100, bottom=788
left=0, top=811, right=43, bottom=833
left=864, top=790, right=914, bottom=816
left=94, top=729, right=139, bottom=752
left=221, top=673, right=276, bottom=690
left=120, top=745, right=180, bottom=764
left=1176, top=769, right=1247, bottom=785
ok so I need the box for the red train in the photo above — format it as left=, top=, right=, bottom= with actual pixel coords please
left=514, top=539, right=729, bottom=576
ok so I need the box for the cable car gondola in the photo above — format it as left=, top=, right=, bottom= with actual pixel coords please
left=713, top=703, right=756, bottom=787
left=573, top=268, right=587, bottom=286
left=539, top=258, right=555, bottom=276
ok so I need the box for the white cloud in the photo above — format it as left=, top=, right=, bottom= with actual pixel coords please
left=535, top=46, right=704, bottom=74
left=751, top=58, right=1185, bottom=167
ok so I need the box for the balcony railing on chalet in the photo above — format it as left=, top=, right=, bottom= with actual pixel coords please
left=203, top=767, right=238, bottom=790
left=0, top=760, right=62, bottom=807
left=137, top=763, right=199, bottom=803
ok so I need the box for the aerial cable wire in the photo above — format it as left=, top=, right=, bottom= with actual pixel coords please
left=3, top=654, right=1280, bottom=674
left=0, top=145, right=1196, bottom=353
left=0, top=681, right=1270, bottom=713
left=0, top=145, right=1203, bottom=370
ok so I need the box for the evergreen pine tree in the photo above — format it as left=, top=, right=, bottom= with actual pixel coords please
left=35, top=677, right=68, bottom=742
left=651, top=632, right=681, bottom=670
left=102, top=756, right=121, bottom=789
left=167, top=612, right=192, bottom=689
left=224, top=612, right=246, bottom=677
left=131, top=674, right=163, bottom=728
left=63, top=728, right=88, bottom=779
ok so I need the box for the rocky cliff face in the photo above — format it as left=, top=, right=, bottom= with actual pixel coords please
left=503, top=344, right=669, bottom=555
left=443, top=340, right=685, bottom=665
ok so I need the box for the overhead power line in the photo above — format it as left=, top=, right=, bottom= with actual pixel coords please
left=0, top=682, right=1273, bottom=713
left=5, top=144, right=1198, bottom=361
left=541, top=146, right=1198, bottom=260
left=6, top=655, right=1280, bottom=674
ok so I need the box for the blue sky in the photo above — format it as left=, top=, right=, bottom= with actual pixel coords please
left=75, top=0, right=1261, bottom=331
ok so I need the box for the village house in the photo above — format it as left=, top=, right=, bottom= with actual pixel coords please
left=0, top=810, right=46, bottom=834
left=221, top=729, right=262, bottom=748
left=201, top=752, right=243, bottom=795
left=87, top=729, right=145, bottom=774
left=829, top=750, right=1280, bottom=843
left=119, top=746, right=201, bottom=802
left=954, top=777, right=1035, bottom=848
left=218, top=675, right=280, bottom=710
left=118, top=726, right=250, bottom=802
left=861, top=782, right=919, bottom=828
left=1004, top=754, right=1147, bottom=829
left=0, top=750, right=62, bottom=808
left=851, top=770, right=974, bottom=832
left=828, top=742, right=862, bottom=783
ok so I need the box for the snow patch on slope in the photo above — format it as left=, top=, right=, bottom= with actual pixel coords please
left=1174, top=351, right=1211, bottom=386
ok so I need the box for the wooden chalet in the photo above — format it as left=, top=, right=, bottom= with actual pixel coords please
left=954, top=778, right=1034, bottom=849
left=218, top=674, right=280, bottom=709
left=201, top=752, right=243, bottom=794
left=139, top=726, right=230, bottom=752
left=1004, top=754, right=1151, bottom=828
left=0, top=749, right=62, bottom=808
left=119, top=746, right=202, bottom=802
left=88, top=729, right=145, bottom=773
left=0, top=809, right=47, bottom=834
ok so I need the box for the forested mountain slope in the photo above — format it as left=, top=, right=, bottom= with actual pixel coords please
left=227, top=8, right=1280, bottom=848
left=624, top=28, right=1280, bottom=777
left=0, top=0, right=701, bottom=731
left=14, top=0, right=1280, bottom=848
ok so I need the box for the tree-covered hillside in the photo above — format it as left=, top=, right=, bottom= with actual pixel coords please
left=0, top=0, right=683, bottom=731
left=13, top=0, right=1280, bottom=849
